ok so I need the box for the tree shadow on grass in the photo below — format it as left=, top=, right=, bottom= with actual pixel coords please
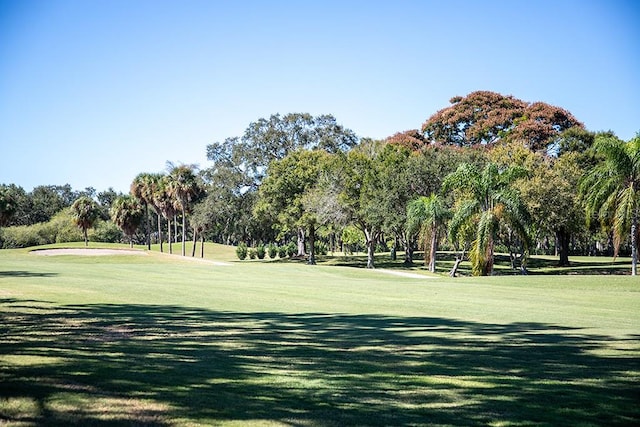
left=1, top=300, right=639, bottom=426
left=0, top=271, right=58, bottom=278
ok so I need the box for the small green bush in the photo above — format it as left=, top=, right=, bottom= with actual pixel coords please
left=256, top=244, right=266, bottom=260
left=286, top=242, right=296, bottom=257
left=314, top=241, right=328, bottom=256
left=236, top=243, right=248, bottom=260
left=267, top=243, right=278, bottom=259
left=248, top=248, right=257, bottom=259
left=277, top=244, right=287, bottom=258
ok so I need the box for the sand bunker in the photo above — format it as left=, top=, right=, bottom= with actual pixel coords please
left=32, top=248, right=147, bottom=256
left=376, top=269, right=438, bottom=279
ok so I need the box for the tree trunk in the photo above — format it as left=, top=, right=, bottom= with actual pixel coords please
left=450, top=248, right=466, bottom=277
left=157, top=214, right=163, bottom=253
left=200, top=235, right=205, bottom=258
left=168, top=218, right=173, bottom=255
left=297, top=227, right=306, bottom=257
left=428, top=228, right=438, bottom=273
left=631, top=209, right=638, bottom=276
left=307, top=225, right=316, bottom=265
left=366, top=240, right=375, bottom=269
left=145, top=203, right=151, bottom=250
left=181, top=208, right=187, bottom=256
left=520, top=247, right=528, bottom=275
left=191, top=226, right=197, bottom=257
left=485, top=236, right=494, bottom=276
left=174, top=215, right=178, bottom=244
left=556, top=227, right=570, bottom=267
left=391, top=236, right=398, bottom=261
left=364, top=227, right=379, bottom=269
left=403, top=234, right=414, bottom=266
left=83, top=228, right=88, bottom=247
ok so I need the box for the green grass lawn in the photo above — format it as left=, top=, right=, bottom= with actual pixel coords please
left=1, top=244, right=639, bottom=426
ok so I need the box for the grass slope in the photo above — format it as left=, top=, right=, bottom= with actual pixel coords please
left=0, top=245, right=639, bottom=426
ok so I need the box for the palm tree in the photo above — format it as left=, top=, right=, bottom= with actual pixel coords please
left=167, top=164, right=201, bottom=256
left=581, top=133, right=640, bottom=276
left=444, top=162, right=530, bottom=276
left=130, top=173, right=155, bottom=250
left=145, top=173, right=165, bottom=252
left=154, top=175, right=177, bottom=255
left=406, top=194, right=449, bottom=273
left=110, top=195, right=144, bottom=247
left=71, top=196, right=100, bottom=246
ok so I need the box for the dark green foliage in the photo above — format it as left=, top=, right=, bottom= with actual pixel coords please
left=267, top=243, right=278, bottom=259
left=277, top=244, right=288, bottom=258
left=314, top=240, right=328, bottom=256
left=236, top=243, right=248, bottom=260
left=92, top=220, right=123, bottom=243
left=286, top=242, right=296, bottom=257
left=256, top=244, right=266, bottom=260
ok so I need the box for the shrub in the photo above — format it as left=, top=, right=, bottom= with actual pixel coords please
left=267, top=243, right=278, bottom=259
left=248, top=248, right=257, bottom=259
left=236, top=243, right=248, bottom=260
left=277, top=244, right=288, bottom=259
left=49, top=208, right=83, bottom=243
left=314, top=240, right=328, bottom=256
left=0, top=224, right=47, bottom=248
left=286, top=242, right=296, bottom=257
left=256, top=244, right=266, bottom=260
left=92, top=220, right=123, bottom=243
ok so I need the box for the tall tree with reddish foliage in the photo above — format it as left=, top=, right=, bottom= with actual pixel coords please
left=386, top=129, right=427, bottom=151
left=422, top=91, right=583, bottom=151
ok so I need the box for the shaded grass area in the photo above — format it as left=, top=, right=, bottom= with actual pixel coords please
left=320, top=251, right=633, bottom=276
left=22, top=241, right=633, bottom=276
left=2, top=301, right=639, bottom=426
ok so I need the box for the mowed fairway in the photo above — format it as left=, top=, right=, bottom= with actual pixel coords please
left=1, top=246, right=639, bottom=426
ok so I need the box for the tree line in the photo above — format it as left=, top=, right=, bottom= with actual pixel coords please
left=1, top=91, right=638, bottom=275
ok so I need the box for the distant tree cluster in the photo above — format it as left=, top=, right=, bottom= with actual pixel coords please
left=1, top=92, right=638, bottom=275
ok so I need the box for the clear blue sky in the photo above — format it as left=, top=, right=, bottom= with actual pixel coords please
left=1, top=0, right=638, bottom=193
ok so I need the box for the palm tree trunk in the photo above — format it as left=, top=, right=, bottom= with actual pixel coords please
left=182, top=208, right=187, bottom=256
left=83, top=228, right=88, bottom=247
left=191, top=226, right=197, bottom=257
left=200, top=235, right=204, bottom=258
left=486, top=236, right=495, bottom=276
left=157, top=214, right=163, bottom=253
left=429, top=228, right=438, bottom=273
left=145, top=204, right=151, bottom=250
left=168, top=218, right=173, bottom=255
left=632, top=209, right=638, bottom=276
left=174, top=215, right=178, bottom=244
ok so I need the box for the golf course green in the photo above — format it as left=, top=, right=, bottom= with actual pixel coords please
left=1, top=244, right=638, bottom=426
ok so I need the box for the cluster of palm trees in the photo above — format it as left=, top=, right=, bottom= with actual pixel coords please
left=406, top=162, right=529, bottom=276
left=406, top=134, right=639, bottom=276
left=112, top=164, right=202, bottom=255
